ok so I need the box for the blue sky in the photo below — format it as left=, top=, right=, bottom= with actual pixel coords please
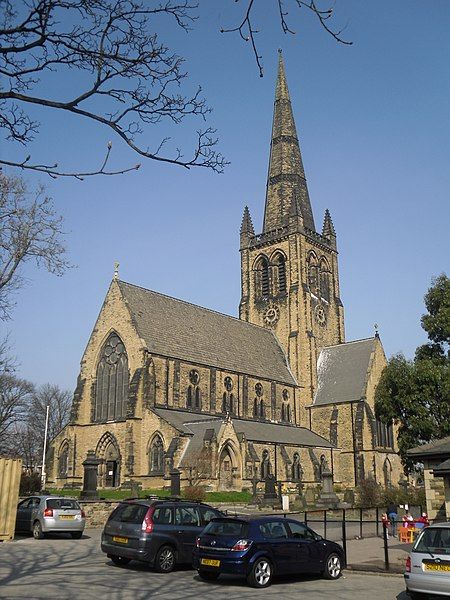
left=3, top=0, right=450, bottom=391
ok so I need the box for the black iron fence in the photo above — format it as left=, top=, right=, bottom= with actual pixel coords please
left=265, top=506, right=423, bottom=571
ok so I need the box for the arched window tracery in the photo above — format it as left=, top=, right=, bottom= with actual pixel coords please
left=149, top=435, right=164, bottom=474
left=94, top=333, right=129, bottom=422
left=307, top=254, right=319, bottom=296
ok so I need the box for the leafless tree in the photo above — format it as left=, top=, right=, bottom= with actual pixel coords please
left=0, top=372, right=34, bottom=451
left=0, top=173, right=69, bottom=319
left=0, top=0, right=227, bottom=179
left=183, top=445, right=213, bottom=486
left=27, top=383, right=72, bottom=446
left=222, top=0, right=351, bottom=77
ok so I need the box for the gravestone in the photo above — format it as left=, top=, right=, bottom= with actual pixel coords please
left=263, top=474, right=278, bottom=500
left=80, top=450, right=101, bottom=500
left=316, top=466, right=340, bottom=509
left=170, top=469, right=181, bottom=497
left=305, top=487, right=316, bottom=506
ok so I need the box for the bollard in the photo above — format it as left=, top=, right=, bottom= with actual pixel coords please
left=383, top=522, right=390, bottom=570
left=342, top=509, right=347, bottom=565
left=359, top=507, right=363, bottom=539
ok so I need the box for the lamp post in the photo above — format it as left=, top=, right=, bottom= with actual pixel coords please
left=40, top=404, right=50, bottom=491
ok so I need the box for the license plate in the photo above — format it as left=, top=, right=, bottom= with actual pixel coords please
left=59, top=515, right=75, bottom=520
left=424, top=563, right=450, bottom=572
left=200, top=558, right=220, bottom=567
left=112, top=536, right=128, bottom=544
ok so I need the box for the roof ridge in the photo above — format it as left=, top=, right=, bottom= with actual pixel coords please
left=321, top=337, right=376, bottom=351
left=118, top=279, right=280, bottom=336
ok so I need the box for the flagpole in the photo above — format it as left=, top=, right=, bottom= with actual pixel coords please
left=41, top=405, right=50, bottom=490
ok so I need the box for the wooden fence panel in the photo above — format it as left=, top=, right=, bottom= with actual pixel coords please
left=0, top=457, right=22, bottom=541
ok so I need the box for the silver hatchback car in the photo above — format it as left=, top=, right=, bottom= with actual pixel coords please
left=15, top=495, right=86, bottom=539
left=404, top=522, right=450, bottom=598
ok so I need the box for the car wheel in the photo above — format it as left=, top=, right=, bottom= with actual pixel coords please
left=198, top=570, right=220, bottom=581
left=247, top=557, right=273, bottom=588
left=71, top=532, right=83, bottom=539
left=323, top=553, right=342, bottom=580
left=110, top=555, right=131, bottom=567
left=154, top=545, right=176, bottom=573
left=32, top=521, right=44, bottom=540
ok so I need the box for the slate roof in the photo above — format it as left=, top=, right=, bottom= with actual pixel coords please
left=408, top=436, right=450, bottom=458
left=313, top=338, right=377, bottom=407
left=153, top=408, right=334, bottom=449
left=433, top=458, right=450, bottom=476
left=117, top=280, right=296, bottom=386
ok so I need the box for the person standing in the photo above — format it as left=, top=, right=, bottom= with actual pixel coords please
left=387, top=502, right=398, bottom=537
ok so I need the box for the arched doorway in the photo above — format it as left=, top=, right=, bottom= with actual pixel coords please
left=96, top=432, right=121, bottom=488
left=218, top=443, right=240, bottom=491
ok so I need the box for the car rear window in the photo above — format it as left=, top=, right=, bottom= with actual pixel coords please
left=203, top=520, right=248, bottom=536
left=47, top=499, right=80, bottom=510
left=413, top=528, right=450, bottom=554
left=109, top=503, right=149, bottom=524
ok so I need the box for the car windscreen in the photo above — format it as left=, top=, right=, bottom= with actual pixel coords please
left=203, top=520, right=248, bottom=537
left=47, top=499, right=80, bottom=510
left=413, top=528, right=450, bottom=555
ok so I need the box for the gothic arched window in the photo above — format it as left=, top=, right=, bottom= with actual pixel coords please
left=94, top=333, right=129, bottom=422
left=307, top=254, right=319, bottom=296
left=319, top=259, right=331, bottom=302
left=58, top=442, right=69, bottom=478
left=195, top=387, right=201, bottom=409
left=253, top=398, right=258, bottom=417
left=261, top=449, right=271, bottom=480
left=222, top=392, right=227, bottom=413
left=273, top=253, right=287, bottom=295
left=149, top=435, right=164, bottom=474
left=186, top=385, right=193, bottom=408
left=291, top=453, right=303, bottom=481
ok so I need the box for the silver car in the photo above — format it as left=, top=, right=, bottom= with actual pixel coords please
left=15, top=495, right=86, bottom=539
left=404, top=522, right=450, bottom=598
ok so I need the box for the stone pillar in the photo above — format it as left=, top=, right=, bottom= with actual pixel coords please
left=80, top=451, right=101, bottom=500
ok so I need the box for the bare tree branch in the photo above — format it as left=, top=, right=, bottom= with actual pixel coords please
left=0, top=0, right=228, bottom=177
left=221, top=0, right=352, bottom=77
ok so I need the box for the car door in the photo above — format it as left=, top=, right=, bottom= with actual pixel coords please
left=174, top=506, right=203, bottom=562
left=16, top=499, right=33, bottom=531
left=286, top=520, right=323, bottom=573
left=258, top=520, right=296, bottom=575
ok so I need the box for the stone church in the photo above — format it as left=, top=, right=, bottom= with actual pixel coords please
left=48, top=53, right=402, bottom=492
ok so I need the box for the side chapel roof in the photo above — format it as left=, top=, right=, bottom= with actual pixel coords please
left=153, top=407, right=334, bottom=450
left=313, top=338, right=378, bottom=406
left=117, top=280, right=296, bottom=386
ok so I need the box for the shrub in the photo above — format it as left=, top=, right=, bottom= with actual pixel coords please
left=182, top=485, right=206, bottom=502
left=355, top=478, right=383, bottom=507
left=20, top=472, right=41, bottom=496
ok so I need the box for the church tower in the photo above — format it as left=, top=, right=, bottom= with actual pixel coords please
left=239, top=51, right=345, bottom=424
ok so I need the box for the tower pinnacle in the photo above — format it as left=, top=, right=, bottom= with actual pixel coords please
left=263, top=51, right=315, bottom=232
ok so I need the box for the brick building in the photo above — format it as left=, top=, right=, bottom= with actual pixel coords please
left=47, top=52, right=402, bottom=492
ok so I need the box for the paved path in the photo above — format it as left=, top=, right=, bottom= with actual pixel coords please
left=0, top=530, right=408, bottom=600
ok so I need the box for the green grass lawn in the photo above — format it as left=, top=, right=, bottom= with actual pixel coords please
left=47, top=488, right=252, bottom=503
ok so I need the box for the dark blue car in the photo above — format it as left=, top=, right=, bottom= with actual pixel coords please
left=192, top=516, right=345, bottom=588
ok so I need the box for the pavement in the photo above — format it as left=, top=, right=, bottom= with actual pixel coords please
left=0, top=529, right=410, bottom=600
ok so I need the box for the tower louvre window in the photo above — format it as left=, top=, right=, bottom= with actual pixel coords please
left=273, top=253, right=287, bottom=295
left=319, top=260, right=330, bottom=302
left=261, top=259, right=269, bottom=296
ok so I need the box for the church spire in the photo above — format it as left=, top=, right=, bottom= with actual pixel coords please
left=263, top=50, right=315, bottom=232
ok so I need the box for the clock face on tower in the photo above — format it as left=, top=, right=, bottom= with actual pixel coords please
left=263, top=305, right=280, bottom=326
left=314, top=305, right=327, bottom=327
